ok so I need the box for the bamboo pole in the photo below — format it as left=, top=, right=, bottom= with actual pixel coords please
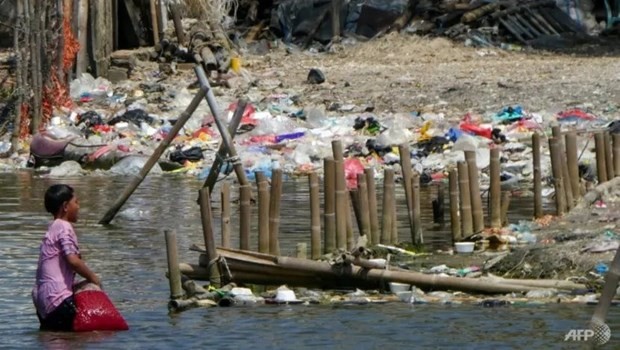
left=350, top=189, right=362, bottom=235
left=399, top=144, right=417, bottom=244
left=614, top=134, right=620, bottom=177
left=169, top=2, right=186, bottom=46
left=198, top=188, right=220, bottom=286
left=323, top=157, right=336, bottom=253
left=357, top=173, right=371, bottom=242
left=565, top=131, right=581, bottom=202
left=11, top=0, right=23, bottom=151
left=332, top=140, right=347, bottom=250
left=165, top=230, right=183, bottom=299
left=391, top=186, right=398, bottom=245
left=464, top=151, right=484, bottom=233
left=346, top=190, right=355, bottom=250
left=457, top=161, right=473, bottom=238
left=449, top=168, right=461, bottom=242
left=220, top=182, right=231, bottom=248
left=201, top=100, right=247, bottom=193
left=364, top=168, right=380, bottom=245
left=331, top=0, right=341, bottom=40
left=239, top=184, right=251, bottom=250
left=595, top=132, right=608, bottom=184
left=549, top=137, right=566, bottom=216
left=76, top=0, right=88, bottom=77
left=411, top=172, right=422, bottom=244
left=604, top=132, right=615, bottom=180
left=591, top=242, right=620, bottom=331
left=29, top=0, right=42, bottom=133
left=490, top=148, right=501, bottom=228
left=501, top=191, right=511, bottom=226
left=269, top=169, right=283, bottom=256
left=552, top=126, right=574, bottom=210
left=381, top=168, right=395, bottom=244
left=99, top=89, right=206, bottom=224
left=432, top=185, right=444, bottom=224
left=149, top=0, right=160, bottom=44
left=532, top=132, right=543, bottom=218
left=309, top=172, right=321, bottom=259
left=256, top=172, right=270, bottom=254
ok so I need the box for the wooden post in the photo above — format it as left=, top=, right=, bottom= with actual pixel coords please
left=296, top=243, right=307, bottom=259
left=220, top=182, right=231, bottom=248
left=381, top=168, right=395, bottom=244
left=552, top=126, right=574, bottom=210
left=149, top=0, right=160, bottom=44
left=614, top=134, right=620, bottom=177
left=457, top=161, right=473, bottom=238
left=399, top=144, right=417, bottom=244
left=532, top=132, right=543, bottom=218
left=549, top=137, right=566, bottom=216
left=256, top=172, right=270, bottom=254
left=169, top=2, right=186, bottom=46
left=350, top=189, right=362, bottom=236
left=346, top=191, right=355, bottom=250
left=332, top=141, right=347, bottom=250
left=391, top=187, right=398, bottom=245
left=77, top=0, right=88, bottom=76
left=11, top=0, right=23, bottom=151
left=331, top=0, right=341, bottom=40
left=269, top=169, right=283, bottom=256
left=357, top=173, right=371, bottom=243
left=490, top=148, right=501, bottom=228
left=449, top=168, right=461, bottom=242
left=604, top=132, right=615, bottom=180
left=99, top=89, right=207, bottom=224
left=364, top=168, right=380, bottom=245
left=165, top=230, right=183, bottom=299
left=464, top=151, right=484, bottom=234
left=309, top=172, right=321, bottom=259
left=590, top=245, right=620, bottom=334
left=500, top=191, right=511, bottom=226
left=564, top=131, right=581, bottom=202
left=323, top=157, right=336, bottom=253
left=411, top=172, right=422, bottom=244
left=89, top=0, right=112, bottom=78
left=199, top=188, right=220, bottom=286
left=239, top=184, right=251, bottom=250
left=595, top=132, right=608, bottom=184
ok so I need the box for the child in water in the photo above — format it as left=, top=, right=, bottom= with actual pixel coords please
left=32, top=184, right=101, bottom=331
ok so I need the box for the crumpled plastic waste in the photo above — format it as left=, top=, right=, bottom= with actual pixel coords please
left=344, top=157, right=365, bottom=188
left=169, top=146, right=204, bottom=164
left=580, top=230, right=620, bottom=253
left=494, top=105, right=525, bottom=124
left=556, top=108, right=597, bottom=123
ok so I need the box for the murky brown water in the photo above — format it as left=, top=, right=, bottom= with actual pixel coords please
left=0, top=170, right=618, bottom=349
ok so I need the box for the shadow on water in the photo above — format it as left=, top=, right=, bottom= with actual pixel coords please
left=0, top=171, right=617, bottom=349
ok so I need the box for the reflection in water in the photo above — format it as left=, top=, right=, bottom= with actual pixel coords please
left=0, top=171, right=617, bottom=349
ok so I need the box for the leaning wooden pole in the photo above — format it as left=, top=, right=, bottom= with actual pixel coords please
left=464, top=151, right=484, bottom=234
left=256, top=172, right=270, bottom=254
left=220, top=182, right=231, bottom=248
left=332, top=140, right=347, bottom=250
left=532, top=132, right=543, bottom=218
left=590, top=244, right=620, bottom=334
left=381, top=168, right=395, bottom=244
left=309, top=172, right=321, bottom=259
left=448, top=168, right=461, bottom=242
left=198, top=188, right=220, bottom=286
left=364, top=168, right=380, bottom=245
left=457, top=161, right=473, bottom=238
left=489, top=148, right=501, bottom=228
left=269, top=169, right=283, bottom=256
left=169, top=2, right=186, bottom=46
left=99, top=89, right=206, bottom=224
left=165, top=230, right=183, bottom=299
left=595, top=132, right=608, bottom=184
left=399, top=144, right=416, bottom=244
left=323, top=157, right=336, bottom=253
left=564, top=131, right=581, bottom=201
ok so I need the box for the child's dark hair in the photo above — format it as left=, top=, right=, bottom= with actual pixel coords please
left=44, top=184, right=74, bottom=215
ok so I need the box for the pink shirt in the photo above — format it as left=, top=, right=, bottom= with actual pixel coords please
left=32, top=219, right=80, bottom=318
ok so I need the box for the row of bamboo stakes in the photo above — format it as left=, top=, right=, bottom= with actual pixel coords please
left=210, top=127, right=620, bottom=258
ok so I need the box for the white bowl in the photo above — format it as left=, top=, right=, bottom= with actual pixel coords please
left=389, top=282, right=411, bottom=293
left=454, top=242, right=475, bottom=254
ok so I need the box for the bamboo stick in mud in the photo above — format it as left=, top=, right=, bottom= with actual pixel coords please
left=464, top=151, right=484, bottom=234
left=449, top=168, right=461, bottom=242
left=357, top=173, right=371, bottom=242
left=532, top=132, right=543, bottom=218
left=595, top=132, right=608, bottom=184
left=552, top=126, right=574, bottom=210
left=457, top=161, right=473, bottom=238
left=614, top=134, right=620, bottom=177
left=256, top=172, right=270, bottom=254
left=332, top=141, right=347, bottom=250
left=381, top=168, right=395, bottom=244
left=399, top=144, right=417, bottom=244
left=364, top=168, right=380, bottom=245
left=549, top=137, right=566, bottom=216
left=411, top=171, right=422, bottom=244
left=323, top=157, right=336, bottom=253
left=605, top=132, right=615, bottom=180
left=220, top=182, right=231, bottom=248
left=199, top=188, right=220, bottom=286
left=309, top=172, right=321, bottom=259
left=501, top=191, right=511, bottom=226
left=564, top=131, right=581, bottom=202
left=346, top=190, right=355, bottom=250
left=239, top=184, right=251, bottom=250
left=269, top=169, right=283, bottom=256
left=490, top=148, right=501, bottom=228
